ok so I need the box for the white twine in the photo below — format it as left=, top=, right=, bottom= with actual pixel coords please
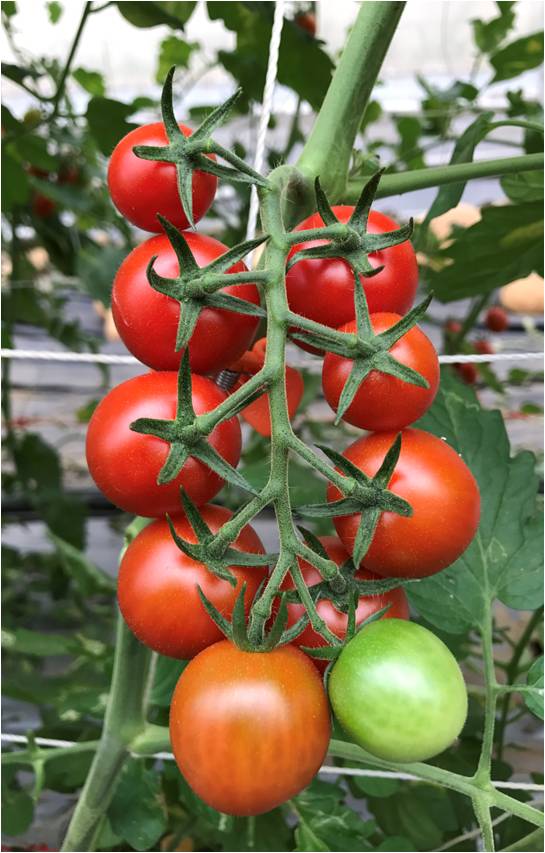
left=1, top=347, right=543, bottom=367
left=245, top=0, right=286, bottom=246
left=1, top=733, right=543, bottom=791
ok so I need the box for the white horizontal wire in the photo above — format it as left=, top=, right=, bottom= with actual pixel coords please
left=2, top=733, right=543, bottom=791
left=1, top=348, right=543, bottom=367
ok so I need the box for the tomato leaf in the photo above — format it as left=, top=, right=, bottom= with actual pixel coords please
left=525, top=656, right=544, bottom=720
left=108, top=758, right=167, bottom=851
left=293, top=779, right=377, bottom=852
left=490, top=31, right=544, bottom=82
left=408, top=369, right=543, bottom=633
left=427, top=202, right=544, bottom=302
left=116, top=1, right=196, bottom=30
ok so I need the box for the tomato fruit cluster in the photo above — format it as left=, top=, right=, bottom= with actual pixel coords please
left=87, top=100, right=477, bottom=820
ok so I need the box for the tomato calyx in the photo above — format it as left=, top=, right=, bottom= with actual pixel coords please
left=167, top=489, right=275, bottom=585
left=298, top=434, right=413, bottom=566
left=200, top=580, right=309, bottom=653
left=132, top=67, right=268, bottom=226
left=287, top=172, right=413, bottom=278
left=148, top=216, right=267, bottom=353
left=130, top=352, right=258, bottom=494
left=317, top=277, right=433, bottom=424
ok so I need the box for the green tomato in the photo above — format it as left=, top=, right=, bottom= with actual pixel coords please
left=328, top=619, right=468, bottom=763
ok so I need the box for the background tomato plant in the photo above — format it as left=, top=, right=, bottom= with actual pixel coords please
left=2, top=2, right=543, bottom=851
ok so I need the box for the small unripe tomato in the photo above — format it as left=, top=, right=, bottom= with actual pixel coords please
left=329, top=619, right=468, bottom=762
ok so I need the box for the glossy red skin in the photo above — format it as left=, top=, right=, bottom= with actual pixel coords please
left=485, top=306, right=508, bottom=332
left=108, top=122, right=217, bottom=232
left=286, top=207, right=418, bottom=348
left=328, top=428, right=480, bottom=579
left=282, top=536, right=409, bottom=672
left=112, top=232, right=260, bottom=374
left=118, top=505, right=266, bottom=658
left=322, top=313, right=439, bottom=431
left=239, top=364, right=304, bottom=437
left=169, top=641, right=331, bottom=815
left=86, top=372, right=241, bottom=516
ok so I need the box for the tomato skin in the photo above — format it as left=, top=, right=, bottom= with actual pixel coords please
left=329, top=619, right=467, bottom=763
left=118, top=505, right=266, bottom=658
left=328, top=428, right=480, bottom=578
left=322, top=313, right=439, bottom=431
left=456, top=362, right=478, bottom=384
left=295, top=12, right=316, bottom=36
left=485, top=306, right=508, bottom=332
left=282, top=536, right=409, bottom=671
left=474, top=338, right=494, bottom=355
left=445, top=319, right=462, bottom=336
left=86, top=372, right=241, bottom=516
left=108, top=123, right=217, bottom=232
left=112, top=232, right=260, bottom=374
left=286, top=207, right=418, bottom=348
left=169, top=641, right=331, bottom=815
left=32, top=193, right=55, bottom=218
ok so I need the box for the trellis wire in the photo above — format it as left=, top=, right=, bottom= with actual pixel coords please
left=1, top=733, right=542, bottom=791
left=1, top=347, right=543, bottom=366
left=245, top=0, right=286, bottom=246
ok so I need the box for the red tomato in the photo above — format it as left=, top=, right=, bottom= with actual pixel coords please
left=282, top=536, right=409, bottom=671
left=328, top=428, right=480, bottom=578
left=286, top=207, right=418, bottom=349
left=112, top=232, right=260, bottom=374
left=295, top=12, right=316, bottom=36
left=169, top=641, right=331, bottom=815
left=229, top=338, right=304, bottom=437
left=86, top=371, right=241, bottom=516
left=485, top=306, right=509, bottom=332
left=456, top=363, right=478, bottom=384
left=445, top=319, right=462, bottom=336
left=474, top=338, right=494, bottom=355
left=32, top=193, right=55, bottom=217
left=108, top=123, right=217, bottom=232
left=322, top=313, right=439, bottom=431
left=118, top=505, right=266, bottom=658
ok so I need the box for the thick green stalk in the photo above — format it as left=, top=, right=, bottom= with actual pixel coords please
left=346, top=152, right=544, bottom=201
left=61, top=615, right=154, bottom=851
left=297, top=2, right=405, bottom=201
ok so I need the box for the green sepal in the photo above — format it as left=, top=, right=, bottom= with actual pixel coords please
left=278, top=612, right=310, bottom=646
left=231, top=583, right=250, bottom=649
left=197, top=586, right=233, bottom=639
left=297, top=526, right=330, bottom=561
left=262, top=595, right=289, bottom=651
left=300, top=644, right=342, bottom=661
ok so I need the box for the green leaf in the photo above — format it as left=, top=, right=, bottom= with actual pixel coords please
left=491, top=31, right=544, bottom=82
left=424, top=112, right=493, bottom=225
left=2, top=2, right=17, bottom=19
left=49, top=533, right=115, bottom=595
left=117, top=1, right=196, bottom=29
left=1, top=146, right=30, bottom=210
left=369, top=785, right=457, bottom=852
left=156, top=35, right=197, bottom=82
left=150, top=656, right=186, bottom=707
left=472, top=3, right=515, bottom=54
left=73, top=66, right=105, bottom=96
left=16, top=134, right=58, bottom=170
left=47, top=0, right=62, bottom=23
left=408, top=370, right=543, bottom=633
left=428, top=203, right=543, bottom=302
left=349, top=772, right=400, bottom=799
left=502, top=170, right=544, bottom=203
left=86, top=97, right=137, bottom=155
left=2, top=626, right=80, bottom=656
left=14, top=432, right=61, bottom=495
left=294, top=779, right=376, bottom=852
left=525, top=656, right=544, bottom=719
left=207, top=2, right=334, bottom=111
left=42, top=494, right=87, bottom=550
left=108, top=759, right=167, bottom=851
left=77, top=243, right=127, bottom=305
left=1, top=768, right=34, bottom=836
